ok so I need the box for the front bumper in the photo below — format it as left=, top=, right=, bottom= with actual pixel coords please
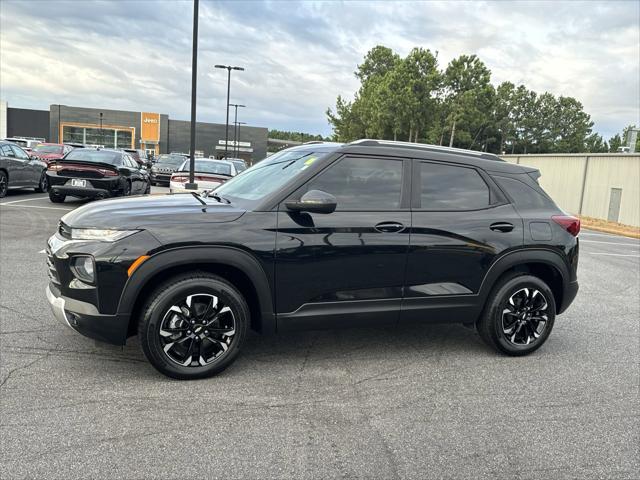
left=46, top=283, right=129, bottom=345
left=150, top=173, right=172, bottom=184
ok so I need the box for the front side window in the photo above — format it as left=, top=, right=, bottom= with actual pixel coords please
left=420, top=162, right=489, bottom=210
left=1, top=145, right=14, bottom=157
left=10, top=145, right=29, bottom=159
left=305, top=156, right=403, bottom=210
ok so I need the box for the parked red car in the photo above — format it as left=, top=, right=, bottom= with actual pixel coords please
left=32, top=143, right=74, bottom=164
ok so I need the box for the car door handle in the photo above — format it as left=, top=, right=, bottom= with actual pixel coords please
left=374, top=221, right=405, bottom=233
left=490, top=222, right=514, bottom=232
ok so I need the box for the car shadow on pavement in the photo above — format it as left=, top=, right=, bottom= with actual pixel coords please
left=107, top=322, right=489, bottom=380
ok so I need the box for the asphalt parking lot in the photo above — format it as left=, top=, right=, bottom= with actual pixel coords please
left=1, top=189, right=638, bottom=479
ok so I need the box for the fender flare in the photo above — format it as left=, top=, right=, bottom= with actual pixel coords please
left=117, top=246, right=275, bottom=333
left=477, top=247, right=570, bottom=304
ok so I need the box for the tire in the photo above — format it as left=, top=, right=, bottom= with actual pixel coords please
left=477, top=273, right=556, bottom=356
left=122, top=181, right=131, bottom=197
left=0, top=171, right=7, bottom=198
left=138, top=272, right=249, bottom=379
left=49, top=190, right=66, bottom=203
left=144, top=181, right=151, bottom=194
left=35, top=171, right=48, bottom=193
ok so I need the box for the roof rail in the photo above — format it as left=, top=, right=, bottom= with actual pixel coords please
left=349, top=139, right=503, bottom=161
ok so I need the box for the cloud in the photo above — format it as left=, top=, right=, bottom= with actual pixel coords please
left=0, top=0, right=638, bottom=139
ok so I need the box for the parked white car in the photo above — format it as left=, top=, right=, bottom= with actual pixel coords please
left=169, top=158, right=235, bottom=193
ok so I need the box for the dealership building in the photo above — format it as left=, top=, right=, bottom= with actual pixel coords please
left=0, top=102, right=268, bottom=162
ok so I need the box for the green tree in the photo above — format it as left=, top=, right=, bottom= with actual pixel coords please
left=608, top=133, right=623, bottom=152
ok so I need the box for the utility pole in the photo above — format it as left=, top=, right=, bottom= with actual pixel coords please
left=214, top=65, right=244, bottom=158
left=186, top=0, right=199, bottom=190
left=229, top=103, right=245, bottom=158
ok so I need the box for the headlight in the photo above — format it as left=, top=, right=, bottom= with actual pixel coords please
left=71, top=228, right=139, bottom=241
left=70, top=256, right=95, bottom=284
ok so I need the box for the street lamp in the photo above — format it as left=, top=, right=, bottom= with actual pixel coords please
left=229, top=103, right=245, bottom=158
left=214, top=64, right=244, bottom=158
left=99, top=112, right=103, bottom=147
left=235, top=121, right=246, bottom=161
left=186, top=0, right=200, bottom=190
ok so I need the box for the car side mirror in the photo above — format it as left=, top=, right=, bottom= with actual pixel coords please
left=285, top=190, right=337, bottom=214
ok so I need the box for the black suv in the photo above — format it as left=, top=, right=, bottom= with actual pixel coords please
left=45, top=140, right=579, bottom=379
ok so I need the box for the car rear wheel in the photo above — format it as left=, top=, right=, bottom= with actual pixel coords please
left=48, top=190, right=66, bottom=203
left=0, top=171, right=7, bottom=198
left=120, top=181, right=131, bottom=197
left=35, top=171, right=48, bottom=193
left=477, top=274, right=556, bottom=356
left=138, top=272, right=249, bottom=379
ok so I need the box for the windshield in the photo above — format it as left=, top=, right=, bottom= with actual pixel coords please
left=178, top=160, right=232, bottom=176
left=34, top=144, right=62, bottom=154
left=156, top=154, right=186, bottom=166
left=64, top=149, right=122, bottom=165
left=232, top=161, right=247, bottom=172
left=214, top=148, right=330, bottom=203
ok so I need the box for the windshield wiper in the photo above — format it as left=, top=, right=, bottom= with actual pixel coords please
left=191, top=192, right=206, bottom=206
left=202, top=190, right=230, bottom=204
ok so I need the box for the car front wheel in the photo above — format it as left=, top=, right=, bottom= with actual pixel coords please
left=0, top=171, right=7, bottom=198
left=477, top=274, right=556, bottom=356
left=138, top=272, right=249, bottom=379
left=35, top=171, right=48, bottom=192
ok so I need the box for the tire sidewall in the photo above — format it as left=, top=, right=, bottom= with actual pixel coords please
left=140, top=276, right=248, bottom=379
left=487, top=275, right=556, bottom=355
left=0, top=171, right=7, bottom=198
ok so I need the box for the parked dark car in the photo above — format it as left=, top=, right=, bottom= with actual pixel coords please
left=45, top=140, right=579, bottom=379
left=32, top=143, right=74, bottom=164
left=46, top=148, right=150, bottom=202
left=123, top=149, right=151, bottom=168
left=0, top=141, right=48, bottom=197
left=149, top=153, right=188, bottom=186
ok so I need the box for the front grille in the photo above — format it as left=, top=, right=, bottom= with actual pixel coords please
left=46, top=247, right=60, bottom=285
left=58, top=222, right=72, bottom=239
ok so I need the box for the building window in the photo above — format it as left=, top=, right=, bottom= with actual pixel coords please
left=62, top=124, right=134, bottom=148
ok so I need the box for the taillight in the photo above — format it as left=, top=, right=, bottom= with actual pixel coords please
left=47, top=164, right=62, bottom=171
left=552, top=215, right=580, bottom=236
left=98, top=168, right=118, bottom=176
left=172, top=175, right=188, bottom=183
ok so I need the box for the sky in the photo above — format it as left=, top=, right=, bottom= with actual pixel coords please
left=1, top=0, right=638, bottom=139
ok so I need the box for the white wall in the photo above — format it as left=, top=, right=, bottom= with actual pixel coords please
left=501, top=154, right=640, bottom=227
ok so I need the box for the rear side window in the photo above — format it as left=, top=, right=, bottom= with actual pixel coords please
left=307, top=156, right=403, bottom=210
left=419, top=162, right=490, bottom=210
left=494, top=176, right=553, bottom=209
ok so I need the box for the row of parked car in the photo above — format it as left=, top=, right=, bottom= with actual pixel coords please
left=0, top=138, right=248, bottom=201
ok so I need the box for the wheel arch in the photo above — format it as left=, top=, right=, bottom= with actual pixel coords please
left=119, top=246, right=275, bottom=336
left=478, top=248, right=569, bottom=314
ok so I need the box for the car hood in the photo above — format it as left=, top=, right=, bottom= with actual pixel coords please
left=61, top=194, right=246, bottom=229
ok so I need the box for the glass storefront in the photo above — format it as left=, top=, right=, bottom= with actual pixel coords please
left=62, top=125, right=134, bottom=148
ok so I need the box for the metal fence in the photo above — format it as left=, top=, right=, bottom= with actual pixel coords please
left=500, top=154, right=640, bottom=227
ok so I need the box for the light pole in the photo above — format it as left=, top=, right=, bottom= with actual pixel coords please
left=214, top=64, right=244, bottom=158
left=186, top=0, right=199, bottom=190
left=229, top=103, right=245, bottom=158
left=236, top=121, right=246, bottom=161
left=99, top=112, right=103, bottom=147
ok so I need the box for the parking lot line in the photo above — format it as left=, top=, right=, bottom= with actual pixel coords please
left=0, top=196, right=48, bottom=205
left=0, top=204, right=73, bottom=211
left=585, top=252, right=640, bottom=257
left=580, top=239, right=639, bottom=246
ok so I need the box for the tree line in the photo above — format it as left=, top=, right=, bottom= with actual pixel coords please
left=326, top=46, right=635, bottom=154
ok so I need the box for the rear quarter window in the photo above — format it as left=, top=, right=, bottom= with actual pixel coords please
left=494, top=175, right=554, bottom=209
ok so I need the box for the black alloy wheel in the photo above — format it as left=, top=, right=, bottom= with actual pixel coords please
left=477, top=274, right=556, bottom=356
left=138, top=272, right=248, bottom=379
left=0, top=171, right=7, bottom=198
left=159, top=293, right=237, bottom=367
left=123, top=181, right=131, bottom=196
left=35, top=170, right=48, bottom=193
left=501, top=288, right=550, bottom=346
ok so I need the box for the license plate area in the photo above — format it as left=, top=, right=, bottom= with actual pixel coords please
left=71, top=179, right=87, bottom=187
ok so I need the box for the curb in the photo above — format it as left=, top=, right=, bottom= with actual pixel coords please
left=580, top=223, right=640, bottom=239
